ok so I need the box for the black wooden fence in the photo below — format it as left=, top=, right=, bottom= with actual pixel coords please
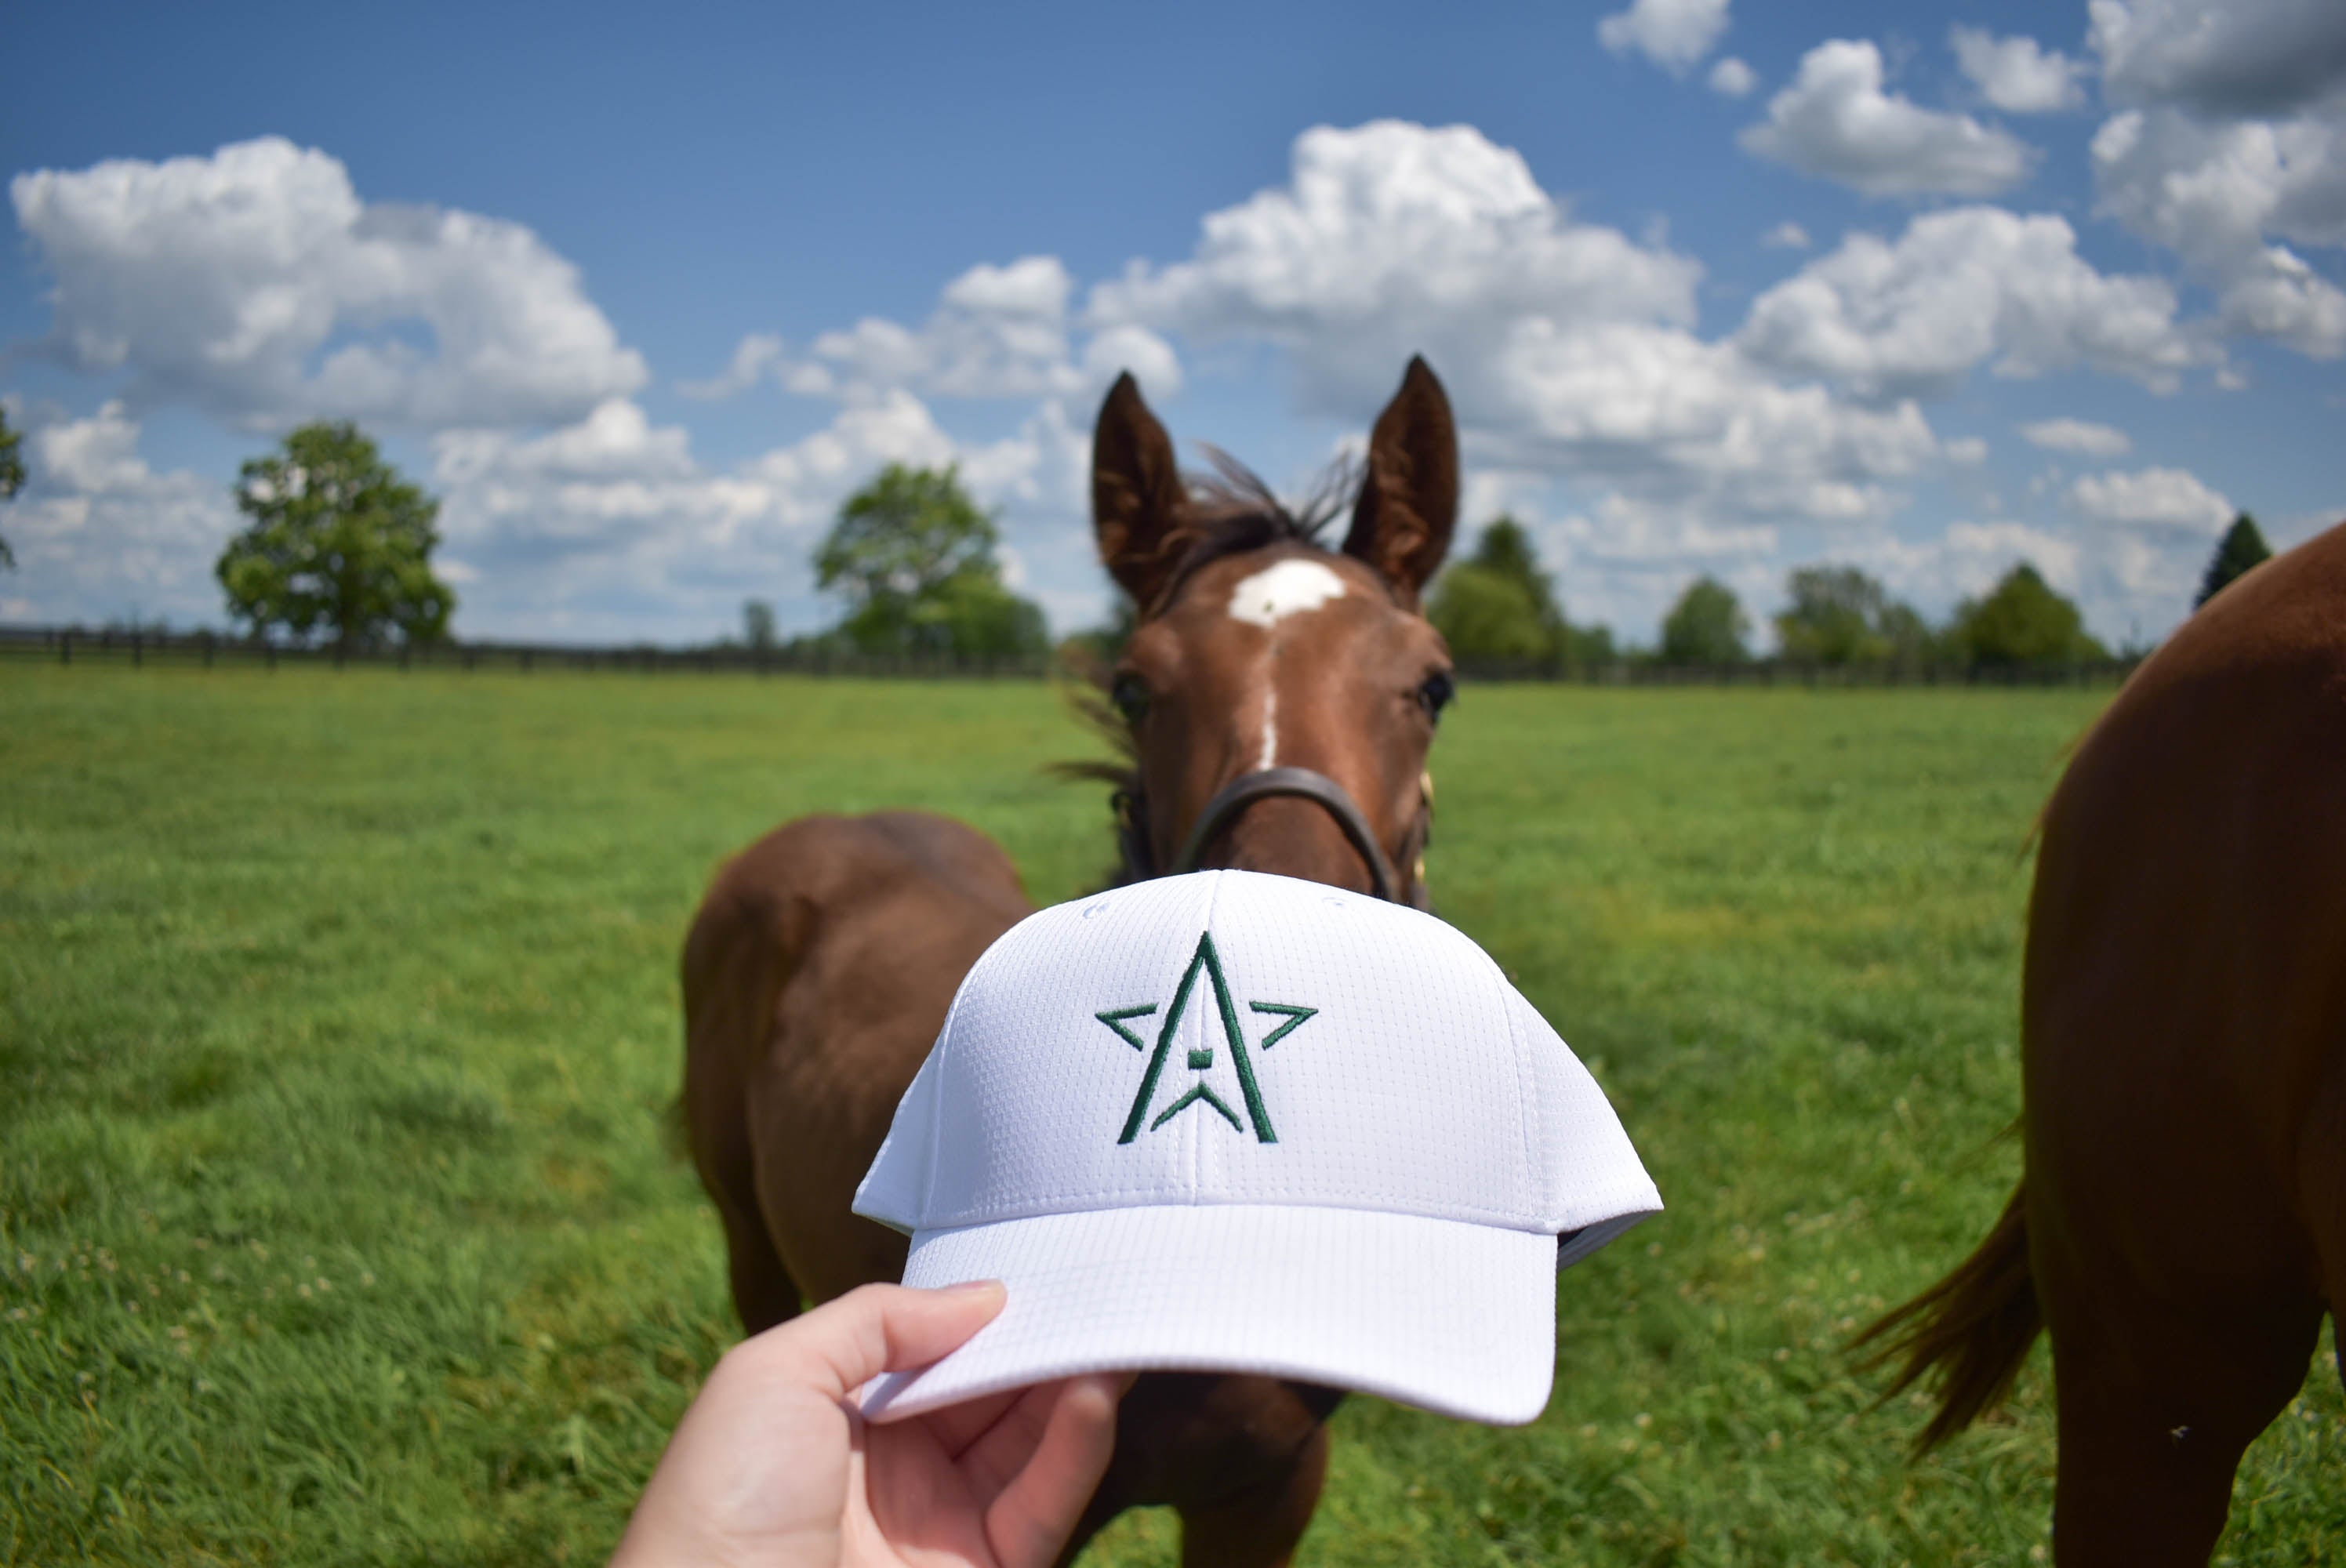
left=0, top=623, right=2140, bottom=688
left=0, top=625, right=1057, bottom=679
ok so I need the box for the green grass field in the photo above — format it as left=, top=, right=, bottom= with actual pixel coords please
left=2, top=666, right=2338, bottom=1566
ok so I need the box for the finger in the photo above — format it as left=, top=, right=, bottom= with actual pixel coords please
left=953, top=1379, right=1067, bottom=1498
left=919, top=1385, right=1026, bottom=1461
left=746, top=1280, right=1005, bottom=1400
left=957, top=1370, right=1143, bottom=1485
left=982, top=1374, right=1124, bottom=1568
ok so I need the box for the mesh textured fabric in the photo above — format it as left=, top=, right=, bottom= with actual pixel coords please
left=852, top=869, right=1661, bottom=1425
left=863, top=1205, right=1560, bottom=1424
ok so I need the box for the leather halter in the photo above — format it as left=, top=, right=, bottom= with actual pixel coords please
left=1115, top=766, right=1433, bottom=910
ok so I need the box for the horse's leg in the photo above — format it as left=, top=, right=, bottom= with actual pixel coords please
left=686, top=1042, right=804, bottom=1333
left=1172, top=1424, right=1329, bottom=1568
left=703, top=1141, right=797, bottom=1333
left=2039, top=1247, right=2321, bottom=1566
left=717, top=1190, right=802, bottom=1334
left=681, top=873, right=813, bottom=1335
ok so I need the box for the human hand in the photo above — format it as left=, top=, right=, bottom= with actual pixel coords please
left=611, top=1281, right=1124, bottom=1568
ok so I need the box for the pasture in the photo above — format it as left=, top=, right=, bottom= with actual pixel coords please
left=2, top=665, right=2337, bottom=1566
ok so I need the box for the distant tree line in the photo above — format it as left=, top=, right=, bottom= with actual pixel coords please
left=1428, top=511, right=2277, bottom=673
left=5, top=408, right=2285, bottom=665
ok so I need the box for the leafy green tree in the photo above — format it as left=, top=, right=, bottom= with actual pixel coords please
left=1770, top=565, right=1935, bottom=666
left=1876, top=602, right=1941, bottom=666
left=1947, top=564, right=2108, bottom=668
left=1429, top=516, right=1587, bottom=667
left=1562, top=621, right=1617, bottom=670
left=816, top=464, right=1048, bottom=658
left=1658, top=576, right=1749, bottom=665
left=1469, top=517, right=1564, bottom=633
left=910, top=568, right=1050, bottom=658
left=743, top=598, right=779, bottom=652
left=2195, top=513, right=2272, bottom=608
left=1427, top=564, right=1550, bottom=663
left=0, top=405, right=24, bottom=571
left=216, top=423, right=454, bottom=649
left=819, top=463, right=997, bottom=613
left=1774, top=565, right=1890, bottom=665
left=1478, top=516, right=1574, bottom=658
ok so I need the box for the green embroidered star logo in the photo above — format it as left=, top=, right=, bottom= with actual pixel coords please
left=1097, top=931, right=1318, bottom=1145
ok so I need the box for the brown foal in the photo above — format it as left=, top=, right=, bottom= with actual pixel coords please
left=681, top=358, right=1462, bottom=1565
left=1863, top=518, right=2346, bottom=1564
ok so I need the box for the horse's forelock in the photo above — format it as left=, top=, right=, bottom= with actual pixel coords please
left=1145, top=450, right=1368, bottom=618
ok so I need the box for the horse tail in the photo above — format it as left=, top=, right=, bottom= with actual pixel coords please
left=1852, top=1183, right=2042, bottom=1452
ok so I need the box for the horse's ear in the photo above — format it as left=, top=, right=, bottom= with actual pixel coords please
left=1092, top=372, right=1189, bottom=609
left=1342, top=356, right=1458, bottom=602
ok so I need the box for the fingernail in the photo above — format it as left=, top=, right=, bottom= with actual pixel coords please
left=942, top=1278, right=1004, bottom=1295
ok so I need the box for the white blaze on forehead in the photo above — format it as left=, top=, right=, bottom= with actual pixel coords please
left=1227, top=559, right=1348, bottom=628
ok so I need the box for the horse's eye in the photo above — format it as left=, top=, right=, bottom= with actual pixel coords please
left=1417, top=670, right=1455, bottom=724
left=1111, top=673, right=1151, bottom=724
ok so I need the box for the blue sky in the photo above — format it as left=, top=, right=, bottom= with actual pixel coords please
left=5, top=0, right=2342, bottom=648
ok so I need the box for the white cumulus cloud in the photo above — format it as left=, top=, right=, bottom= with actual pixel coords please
left=2020, top=417, right=2133, bottom=456
left=1598, top=0, right=1731, bottom=74
left=1479, top=320, right=1939, bottom=521
left=1736, top=206, right=2209, bottom=397
left=2083, top=0, right=2346, bottom=361
left=1089, top=121, right=1701, bottom=414
left=1090, top=120, right=1942, bottom=525
left=1741, top=39, right=2039, bottom=197
left=1561, top=495, right=1778, bottom=564
left=9, top=137, right=647, bottom=432
left=27, top=398, right=154, bottom=495
left=1943, top=520, right=2083, bottom=592
left=1708, top=57, right=1758, bottom=98
left=1760, top=220, right=1813, bottom=249
left=2092, top=107, right=2346, bottom=358
left=1080, top=323, right=1185, bottom=400
left=1853, top=518, right=2086, bottom=600
left=2091, top=0, right=2346, bottom=118
left=782, top=254, right=1182, bottom=403
left=678, top=333, right=786, bottom=400
left=1951, top=27, right=2087, bottom=114
left=423, top=390, right=1094, bottom=640
left=2068, top=465, right=2236, bottom=532
left=0, top=400, right=239, bottom=624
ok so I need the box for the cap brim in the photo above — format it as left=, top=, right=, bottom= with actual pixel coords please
left=860, top=1203, right=1568, bottom=1427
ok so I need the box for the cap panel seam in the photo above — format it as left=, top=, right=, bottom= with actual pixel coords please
left=1494, top=954, right=1541, bottom=1221
left=910, top=1186, right=1552, bottom=1230
left=921, top=952, right=985, bottom=1222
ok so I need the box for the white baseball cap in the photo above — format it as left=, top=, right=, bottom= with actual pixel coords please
left=852, top=869, right=1661, bottom=1426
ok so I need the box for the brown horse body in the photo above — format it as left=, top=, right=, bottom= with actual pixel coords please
left=1871, top=520, right=2346, bottom=1563
left=682, top=360, right=1461, bottom=1565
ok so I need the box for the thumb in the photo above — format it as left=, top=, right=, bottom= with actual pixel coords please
left=751, top=1280, right=1007, bottom=1400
